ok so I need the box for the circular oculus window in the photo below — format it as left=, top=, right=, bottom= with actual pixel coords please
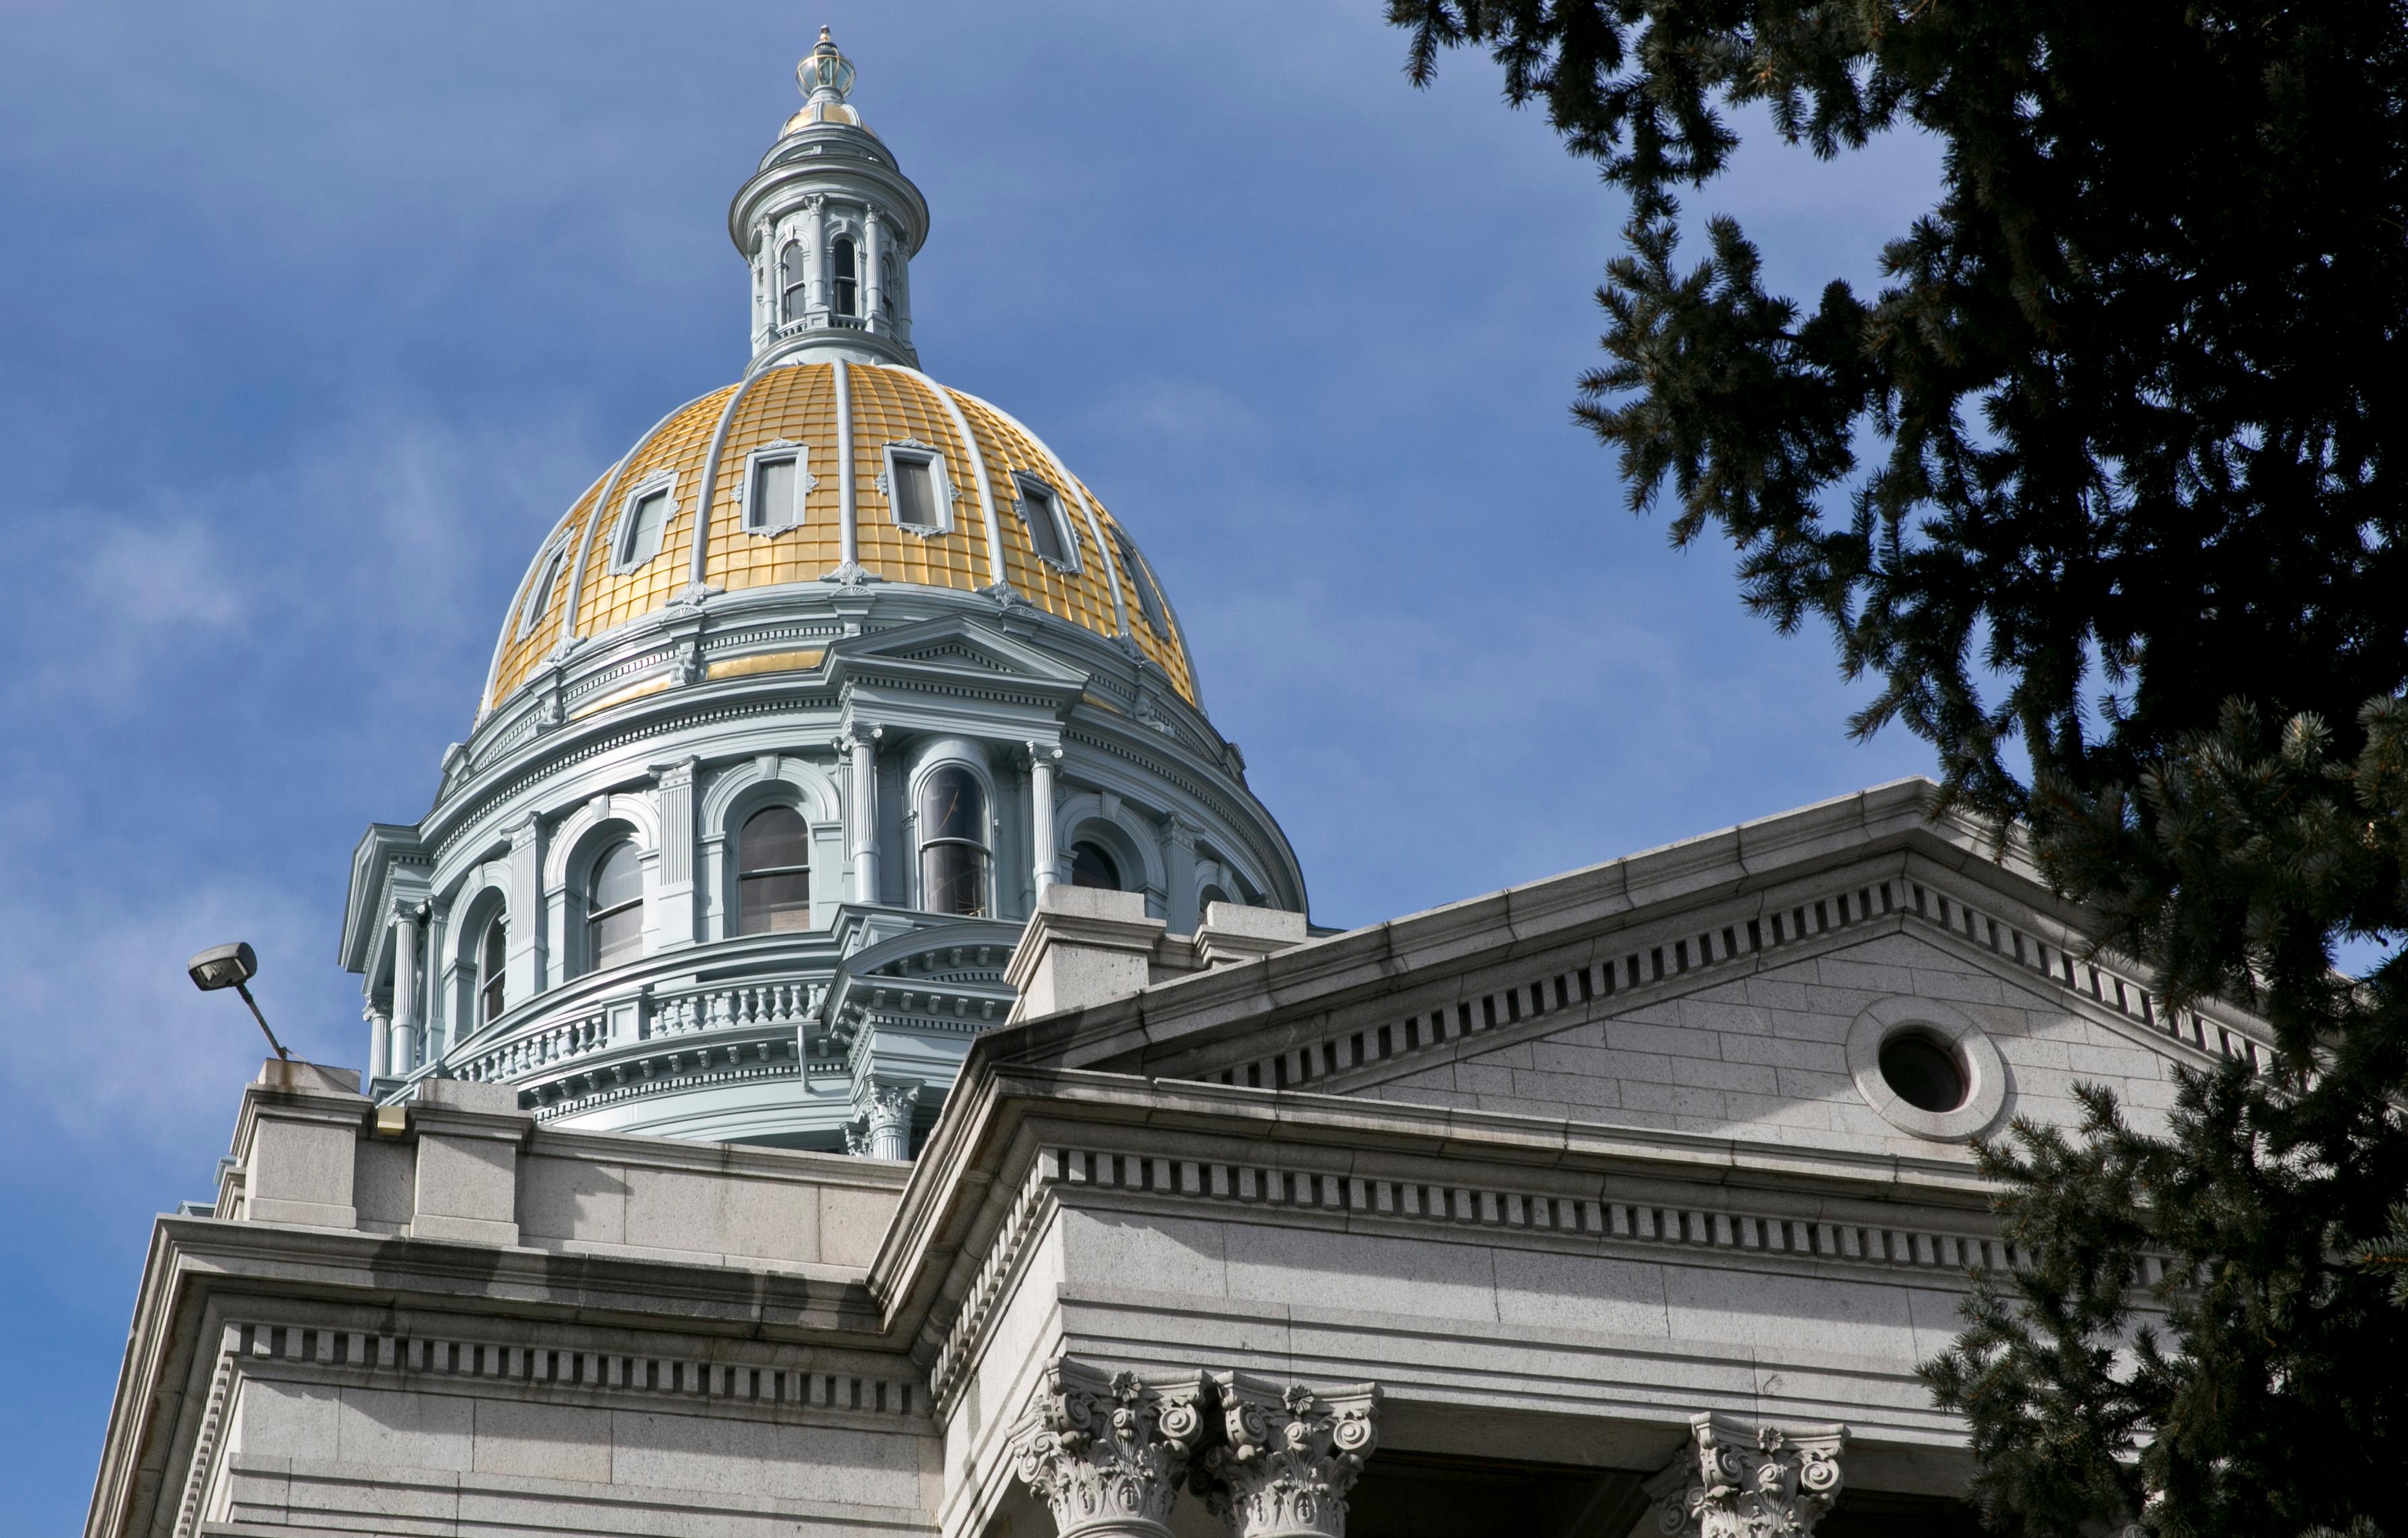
left=1845, top=997, right=2010, bottom=1140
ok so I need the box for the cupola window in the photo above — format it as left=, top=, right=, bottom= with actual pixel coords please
left=585, top=841, right=644, bottom=973
left=1014, top=472, right=1076, bottom=569
left=780, top=240, right=808, bottom=323
left=879, top=252, right=896, bottom=317
left=1115, top=530, right=1171, bottom=637
left=736, top=805, right=813, bottom=934
left=917, top=766, right=988, bottom=917
left=832, top=236, right=859, bottom=319
left=745, top=443, right=807, bottom=532
left=616, top=483, right=672, bottom=568
left=1068, top=841, right=1121, bottom=891
left=477, top=913, right=507, bottom=1026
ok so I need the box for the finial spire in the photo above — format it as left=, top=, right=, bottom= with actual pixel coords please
left=799, top=26, right=855, bottom=104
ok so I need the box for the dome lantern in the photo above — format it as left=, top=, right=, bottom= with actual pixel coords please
left=735, top=27, right=927, bottom=371
left=797, top=27, right=855, bottom=104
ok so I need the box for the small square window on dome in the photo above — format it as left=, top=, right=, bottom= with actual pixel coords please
left=611, top=472, right=678, bottom=571
left=741, top=440, right=813, bottom=534
left=879, top=440, right=954, bottom=535
left=1011, top=470, right=1079, bottom=572
left=516, top=538, right=569, bottom=640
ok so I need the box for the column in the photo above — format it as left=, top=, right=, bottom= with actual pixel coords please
left=805, top=196, right=829, bottom=317
left=1029, top=742, right=1062, bottom=892
left=863, top=208, right=884, bottom=333
left=1646, top=1413, right=1848, bottom=1538
left=1194, top=1372, right=1380, bottom=1538
left=390, top=906, right=423, bottom=1072
left=840, top=725, right=883, bottom=903
left=366, top=1005, right=391, bottom=1084
left=1010, top=1358, right=1212, bottom=1538
left=852, top=1079, right=920, bottom=1161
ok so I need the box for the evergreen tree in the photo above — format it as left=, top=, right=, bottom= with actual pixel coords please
left=1385, top=3, right=2408, bottom=1534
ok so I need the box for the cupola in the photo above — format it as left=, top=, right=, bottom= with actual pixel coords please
left=731, top=30, right=927, bottom=371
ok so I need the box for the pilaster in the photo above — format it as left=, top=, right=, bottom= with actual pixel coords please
left=1009, top=1358, right=1212, bottom=1538
left=652, top=756, right=700, bottom=950
left=1646, top=1413, right=1849, bottom=1538
left=505, top=811, right=547, bottom=996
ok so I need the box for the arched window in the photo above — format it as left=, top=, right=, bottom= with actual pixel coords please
left=917, top=766, right=987, bottom=917
left=477, top=912, right=508, bottom=1026
left=832, top=236, right=858, bottom=318
left=737, top=805, right=813, bottom=934
left=780, top=240, right=808, bottom=322
left=1198, top=884, right=1232, bottom=911
left=1068, top=841, right=1121, bottom=891
left=879, top=252, right=896, bottom=317
left=585, top=841, right=644, bottom=972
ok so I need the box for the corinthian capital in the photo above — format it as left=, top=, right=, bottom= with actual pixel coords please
left=1193, top=1372, right=1380, bottom=1538
left=1010, top=1358, right=1212, bottom=1538
left=1648, top=1413, right=1848, bottom=1538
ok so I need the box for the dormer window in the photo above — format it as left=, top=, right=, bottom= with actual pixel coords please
left=615, top=480, right=673, bottom=568
left=832, top=236, right=859, bottom=318
left=882, top=443, right=951, bottom=533
left=780, top=240, right=808, bottom=323
left=743, top=442, right=808, bottom=533
left=1013, top=472, right=1077, bottom=570
left=1116, top=530, right=1171, bottom=637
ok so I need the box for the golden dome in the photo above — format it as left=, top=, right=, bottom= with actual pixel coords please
left=485, top=361, right=1196, bottom=712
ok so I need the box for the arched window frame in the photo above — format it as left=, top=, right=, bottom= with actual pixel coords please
left=830, top=233, right=859, bottom=319
left=910, top=746, right=995, bottom=919
left=1061, top=815, right=1151, bottom=900
left=557, top=824, right=649, bottom=979
left=780, top=239, right=809, bottom=324
left=439, top=871, right=510, bottom=1045
left=698, top=758, right=840, bottom=942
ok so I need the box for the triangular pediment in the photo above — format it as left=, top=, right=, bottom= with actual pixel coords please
left=823, top=613, right=1093, bottom=696
left=1020, top=781, right=2271, bottom=1161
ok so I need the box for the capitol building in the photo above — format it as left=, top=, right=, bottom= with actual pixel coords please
left=86, top=35, right=2264, bottom=1538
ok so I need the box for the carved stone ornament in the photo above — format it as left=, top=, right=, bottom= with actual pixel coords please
left=1647, top=1413, right=1848, bottom=1538
left=1009, top=1358, right=1212, bottom=1538
left=1193, top=1372, right=1380, bottom=1538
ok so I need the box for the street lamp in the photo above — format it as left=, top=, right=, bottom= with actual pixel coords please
left=187, top=942, right=291, bottom=1062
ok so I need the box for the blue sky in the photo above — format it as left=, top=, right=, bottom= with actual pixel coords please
left=0, top=3, right=1943, bottom=1523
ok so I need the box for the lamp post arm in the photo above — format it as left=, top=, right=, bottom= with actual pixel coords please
left=234, top=981, right=292, bottom=1062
